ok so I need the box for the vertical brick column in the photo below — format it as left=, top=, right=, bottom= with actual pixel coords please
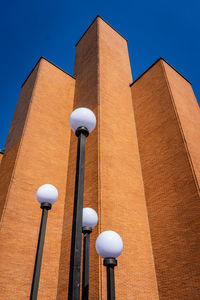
left=0, top=58, right=75, bottom=299
left=98, top=18, right=158, bottom=300
left=57, top=19, right=99, bottom=300
left=57, top=16, right=159, bottom=299
left=131, top=58, right=200, bottom=299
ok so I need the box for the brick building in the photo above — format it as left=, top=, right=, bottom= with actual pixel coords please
left=0, top=16, right=200, bottom=299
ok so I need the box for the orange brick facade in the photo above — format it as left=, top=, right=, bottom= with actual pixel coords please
left=131, top=60, right=200, bottom=299
left=0, top=16, right=200, bottom=299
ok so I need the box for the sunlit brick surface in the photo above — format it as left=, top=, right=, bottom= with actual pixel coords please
left=97, top=18, right=159, bottom=299
left=57, top=17, right=159, bottom=300
left=1, top=17, right=200, bottom=300
left=131, top=59, right=200, bottom=299
left=0, top=59, right=75, bottom=299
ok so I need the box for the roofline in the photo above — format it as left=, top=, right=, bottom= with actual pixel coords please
left=75, top=15, right=127, bottom=47
left=130, top=57, right=191, bottom=87
left=21, top=57, right=75, bottom=88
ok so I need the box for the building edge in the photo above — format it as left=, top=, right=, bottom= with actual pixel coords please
left=21, top=56, right=75, bottom=88
left=130, top=57, right=191, bottom=87
left=75, top=15, right=127, bottom=47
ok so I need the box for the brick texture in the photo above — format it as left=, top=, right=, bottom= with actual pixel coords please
left=0, top=58, right=75, bottom=299
left=2, top=17, right=199, bottom=300
left=97, top=18, right=159, bottom=300
left=56, top=20, right=100, bottom=300
left=57, top=17, right=159, bottom=300
left=131, top=59, right=200, bottom=299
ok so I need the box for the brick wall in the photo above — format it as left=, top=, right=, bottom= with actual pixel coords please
left=0, top=58, right=75, bottom=299
left=131, top=59, right=200, bottom=299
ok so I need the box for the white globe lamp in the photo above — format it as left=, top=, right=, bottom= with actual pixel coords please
left=96, top=230, right=123, bottom=258
left=69, top=107, right=96, bottom=135
left=96, top=230, right=123, bottom=299
left=82, top=208, right=98, bottom=229
left=37, top=184, right=58, bottom=207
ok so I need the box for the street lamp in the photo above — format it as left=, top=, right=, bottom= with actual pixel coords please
left=68, top=107, right=96, bottom=300
left=96, top=231, right=123, bottom=300
left=82, top=208, right=98, bottom=300
left=30, top=184, right=58, bottom=300
left=28, top=107, right=124, bottom=299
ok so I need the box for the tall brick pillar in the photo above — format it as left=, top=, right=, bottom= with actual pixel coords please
left=57, top=16, right=159, bottom=299
left=0, top=17, right=160, bottom=300
left=131, top=58, right=200, bottom=299
left=0, top=58, right=75, bottom=299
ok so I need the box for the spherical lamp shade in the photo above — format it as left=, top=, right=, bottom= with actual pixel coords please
left=82, top=208, right=98, bottom=228
left=37, top=184, right=58, bottom=205
left=69, top=107, right=96, bottom=133
left=96, top=231, right=123, bottom=258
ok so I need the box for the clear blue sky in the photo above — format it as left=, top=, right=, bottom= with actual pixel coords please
left=1, top=0, right=200, bottom=150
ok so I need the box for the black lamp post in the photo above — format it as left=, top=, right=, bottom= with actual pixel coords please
left=30, top=184, right=58, bottom=300
left=68, top=108, right=96, bottom=300
left=103, top=258, right=117, bottom=300
left=82, top=208, right=98, bottom=300
left=82, top=226, right=92, bottom=300
left=96, top=230, right=123, bottom=300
